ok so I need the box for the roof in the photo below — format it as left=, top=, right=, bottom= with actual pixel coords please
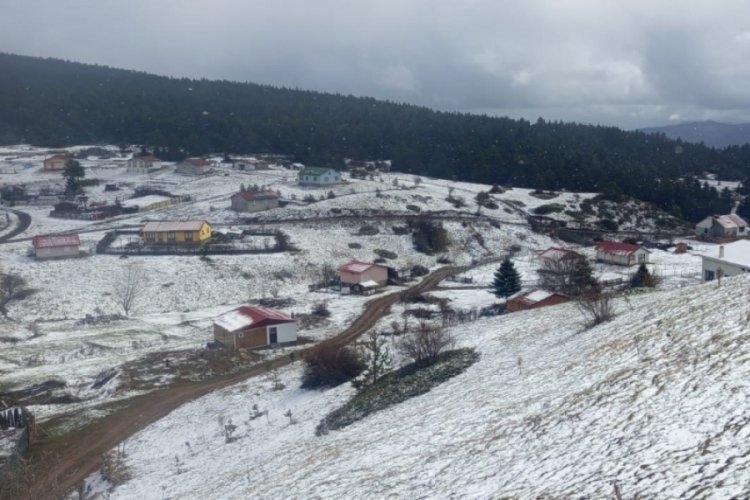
left=44, top=154, right=69, bottom=162
left=698, top=240, right=750, bottom=268
left=142, top=220, right=208, bottom=232
left=509, top=289, right=565, bottom=306
left=360, top=280, right=380, bottom=288
left=180, top=157, right=210, bottom=167
left=32, top=234, right=80, bottom=249
left=234, top=191, right=280, bottom=202
left=214, top=305, right=294, bottom=332
left=299, top=166, right=337, bottom=177
left=134, top=155, right=160, bottom=162
left=121, top=195, right=173, bottom=208
left=595, top=241, right=646, bottom=256
left=539, top=247, right=584, bottom=261
left=338, top=260, right=385, bottom=274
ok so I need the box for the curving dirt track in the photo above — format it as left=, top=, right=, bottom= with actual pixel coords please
left=0, top=209, right=32, bottom=243
left=15, top=257, right=501, bottom=500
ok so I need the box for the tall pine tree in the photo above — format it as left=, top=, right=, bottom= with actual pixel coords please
left=493, top=258, right=521, bottom=298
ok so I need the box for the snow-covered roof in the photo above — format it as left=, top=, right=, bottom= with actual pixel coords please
left=509, top=288, right=565, bottom=306
left=32, top=234, right=80, bottom=249
left=539, top=247, right=583, bottom=261
left=525, top=290, right=553, bottom=302
left=142, top=220, right=207, bottom=232
left=360, top=280, right=379, bottom=288
left=121, top=195, right=172, bottom=208
left=338, top=260, right=385, bottom=274
left=698, top=240, right=750, bottom=268
left=697, top=214, right=748, bottom=230
left=179, top=157, right=210, bottom=167
left=299, top=166, right=337, bottom=177
left=213, top=305, right=294, bottom=333
left=44, top=154, right=69, bottom=162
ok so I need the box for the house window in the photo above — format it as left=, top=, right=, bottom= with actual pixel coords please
left=167, top=232, right=176, bottom=241
left=145, top=232, right=155, bottom=242
left=185, top=231, right=193, bottom=241
left=269, top=327, right=278, bottom=344
left=705, top=270, right=715, bottom=281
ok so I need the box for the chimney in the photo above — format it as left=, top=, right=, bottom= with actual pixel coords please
left=719, top=245, right=724, bottom=258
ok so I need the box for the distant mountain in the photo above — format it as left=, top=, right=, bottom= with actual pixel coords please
left=641, top=121, right=750, bottom=148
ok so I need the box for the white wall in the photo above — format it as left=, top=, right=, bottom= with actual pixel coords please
left=702, top=257, right=748, bottom=281
left=268, top=322, right=297, bottom=343
left=36, top=245, right=79, bottom=259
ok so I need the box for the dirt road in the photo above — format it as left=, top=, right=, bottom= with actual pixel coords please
left=0, top=209, right=31, bottom=243
left=15, top=258, right=501, bottom=500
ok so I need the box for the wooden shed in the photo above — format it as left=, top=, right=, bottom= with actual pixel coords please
left=213, top=305, right=297, bottom=349
left=506, top=289, right=568, bottom=312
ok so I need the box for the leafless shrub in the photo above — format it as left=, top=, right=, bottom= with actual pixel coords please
left=577, top=289, right=616, bottom=327
left=397, top=322, right=455, bottom=366
left=101, top=450, right=132, bottom=486
left=113, top=264, right=147, bottom=316
left=0, top=273, right=37, bottom=319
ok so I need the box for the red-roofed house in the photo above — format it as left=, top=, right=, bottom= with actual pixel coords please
left=506, top=289, right=568, bottom=312
left=32, top=234, right=80, bottom=259
left=695, top=214, right=748, bottom=241
left=595, top=241, right=649, bottom=266
left=175, top=157, right=212, bottom=176
left=42, top=154, right=70, bottom=172
left=127, top=155, right=162, bottom=173
left=213, top=305, right=297, bottom=349
left=230, top=190, right=280, bottom=212
left=338, top=260, right=389, bottom=293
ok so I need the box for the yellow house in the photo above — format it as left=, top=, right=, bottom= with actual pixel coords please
left=141, top=220, right=212, bottom=245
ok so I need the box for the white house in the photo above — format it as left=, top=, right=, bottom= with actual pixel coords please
left=127, top=155, right=162, bottom=173
left=698, top=240, right=750, bottom=281
left=230, top=191, right=280, bottom=212
left=595, top=241, right=649, bottom=266
left=298, top=167, right=342, bottom=186
left=32, top=234, right=80, bottom=259
left=695, top=214, right=748, bottom=240
left=175, top=157, right=212, bottom=176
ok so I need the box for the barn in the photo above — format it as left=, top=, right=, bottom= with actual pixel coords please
left=32, top=234, right=81, bottom=260
left=213, top=305, right=297, bottom=349
left=506, top=289, right=568, bottom=312
left=338, top=260, right=389, bottom=293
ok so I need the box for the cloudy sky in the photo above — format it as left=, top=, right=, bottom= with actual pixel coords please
left=2, top=0, right=750, bottom=129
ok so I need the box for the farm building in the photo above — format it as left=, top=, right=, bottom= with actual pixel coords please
left=298, top=166, right=342, bottom=186
left=595, top=241, right=649, bottom=267
left=695, top=214, right=748, bottom=240
left=42, top=154, right=70, bottom=171
left=213, top=305, right=297, bottom=349
left=141, top=220, right=212, bottom=245
left=32, top=234, right=81, bottom=259
left=127, top=155, right=162, bottom=173
left=120, top=195, right=175, bottom=212
left=175, top=157, right=212, bottom=176
left=506, top=289, right=568, bottom=312
left=698, top=240, right=750, bottom=281
left=538, top=247, right=585, bottom=263
left=230, top=190, right=280, bottom=212
left=338, top=260, right=389, bottom=293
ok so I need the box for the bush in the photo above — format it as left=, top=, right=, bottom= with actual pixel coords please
left=374, top=248, right=397, bottom=260
left=348, top=242, right=362, bottom=249
left=303, top=194, right=317, bottom=203
left=576, top=289, right=615, bottom=327
left=630, top=263, right=658, bottom=288
left=533, top=203, right=565, bottom=215
left=312, top=302, right=331, bottom=317
left=405, top=204, right=421, bottom=212
left=358, top=225, right=379, bottom=236
left=316, top=348, right=479, bottom=434
left=410, top=218, right=449, bottom=255
left=397, top=322, right=455, bottom=366
left=410, top=265, right=429, bottom=277
left=392, top=225, right=410, bottom=235
left=301, top=344, right=364, bottom=389
left=596, top=218, right=619, bottom=231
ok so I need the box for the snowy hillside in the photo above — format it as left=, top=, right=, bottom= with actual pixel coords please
left=97, top=274, right=750, bottom=498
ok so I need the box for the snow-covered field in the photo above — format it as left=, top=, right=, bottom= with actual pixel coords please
left=86, top=272, right=750, bottom=499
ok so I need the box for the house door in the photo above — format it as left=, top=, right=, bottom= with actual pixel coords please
left=269, top=327, right=278, bottom=344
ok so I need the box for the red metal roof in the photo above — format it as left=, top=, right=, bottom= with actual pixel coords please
left=214, top=305, right=294, bottom=332
left=32, top=234, right=80, bottom=249
left=182, top=157, right=210, bottom=167
left=595, top=241, right=641, bottom=255
left=338, top=260, right=385, bottom=274
left=44, top=154, right=69, bottom=162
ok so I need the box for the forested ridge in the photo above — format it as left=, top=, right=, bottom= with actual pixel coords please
left=1, top=52, right=748, bottom=221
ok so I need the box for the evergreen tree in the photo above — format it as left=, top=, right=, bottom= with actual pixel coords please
left=493, top=258, right=521, bottom=298
left=63, top=159, right=85, bottom=194
left=630, top=263, right=656, bottom=288
left=569, top=258, right=599, bottom=296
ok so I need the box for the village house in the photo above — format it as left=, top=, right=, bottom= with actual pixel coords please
left=298, top=166, right=342, bottom=186
left=175, top=157, right=212, bottom=176
left=230, top=190, right=280, bottom=212
left=42, top=154, right=70, bottom=171
left=141, top=220, right=212, bottom=245
left=126, top=155, right=162, bottom=173
left=338, top=260, right=389, bottom=294
left=213, top=305, right=297, bottom=349
left=32, top=234, right=81, bottom=259
left=695, top=214, right=748, bottom=241
left=538, top=247, right=585, bottom=263
left=595, top=241, right=649, bottom=266
left=698, top=240, right=750, bottom=281
left=506, top=289, right=568, bottom=312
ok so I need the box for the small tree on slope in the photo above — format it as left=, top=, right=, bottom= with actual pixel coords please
left=493, top=258, right=521, bottom=298
left=630, top=263, right=657, bottom=288
left=352, top=331, right=392, bottom=390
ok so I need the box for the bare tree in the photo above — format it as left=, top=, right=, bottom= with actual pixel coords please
left=397, top=321, right=454, bottom=366
left=352, top=331, right=393, bottom=390
left=0, top=272, right=37, bottom=318
left=576, top=289, right=615, bottom=327
left=113, top=264, right=147, bottom=316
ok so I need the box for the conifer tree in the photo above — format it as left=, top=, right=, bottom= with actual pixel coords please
left=492, top=258, right=521, bottom=298
left=630, top=263, right=656, bottom=288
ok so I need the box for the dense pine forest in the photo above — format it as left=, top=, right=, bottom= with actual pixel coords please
left=1, top=52, right=748, bottom=222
